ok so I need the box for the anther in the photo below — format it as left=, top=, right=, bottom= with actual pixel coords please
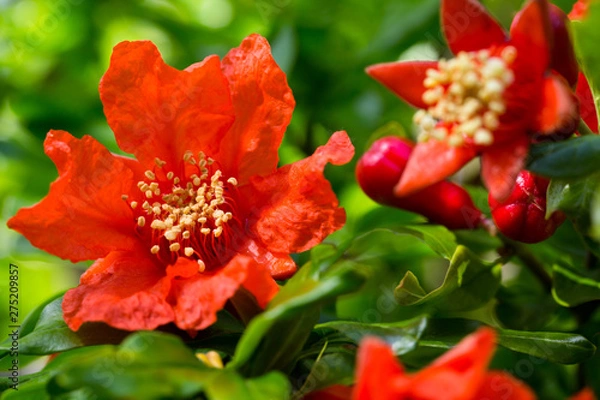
left=198, top=260, right=206, bottom=272
left=169, top=243, right=181, bottom=252
left=227, top=177, right=238, bottom=186
left=184, top=247, right=194, bottom=257
left=151, top=245, right=160, bottom=254
left=121, top=194, right=128, bottom=201
left=137, top=216, right=146, bottom=227
left=130, top=201, right=138, bottom=209
left=145, top=170, right=156, bottom=180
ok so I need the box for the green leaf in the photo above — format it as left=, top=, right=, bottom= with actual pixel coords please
left=312, top=316, right=427, bottom=355
left=0, top=297, right=128, bottom=356
left=343, top=227, right=457, bottom=262
left=204, top=371, right=290, bottom=400
left=29, top=331, right=291, bottom=400
left=497, top=329, right=596, bottom=365
left=528, top=136, right=600, bottom=179
left=394, top=246, right=501, bottom=312
left=546, top=174, right=600, bottom=219
left=552, top=264, right=600, bottom=307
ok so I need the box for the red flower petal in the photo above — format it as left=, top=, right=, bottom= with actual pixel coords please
left=7, top=130, right=139, bottom=262
left=481, top=136, right=529, bottom=202
left=169, top=255, right=277, bottom=331
left=246, top=131, right=354, bottom=254
left=510, top=0, right=550, bottom=77
left=241, top=238, right=297, bottom=280
left=366, top=61, right=438, bottom=109
left=533, top=73, right=579, bottom=135
left=570, top=387, right=598, bottom=400
left=100, top=41, right=235, bottom=170
left=394, top=140, right=477, bottom=197
left=577, top=72, right=599, bottom=133
left=475, top=371, right=537, bottom=400
left=353, top=337, right=407, bottom=400
left=218, top=34, right=295, bottom=184
left=62, top=249, right=174, bottom=331
left=441, top=0, right=506, bottom=54
left=409, top=328, right=496, bottom=400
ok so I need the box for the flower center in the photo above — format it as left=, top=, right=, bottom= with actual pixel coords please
left=414, top=46, right=516, bottom=147
left=123, top=151, right=239, bottom=272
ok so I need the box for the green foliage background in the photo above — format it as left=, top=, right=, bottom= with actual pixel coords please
left=2, top=0, right=600, bottom=399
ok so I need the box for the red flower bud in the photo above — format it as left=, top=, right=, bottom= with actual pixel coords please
left=549, top=4, right=579, bottom=87
left=356, top=137, right=483, bottom=230
left=489, top=170, right=566, bottom=243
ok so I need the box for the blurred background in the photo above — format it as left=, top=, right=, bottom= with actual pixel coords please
left=0, top=0, right=578, bottom=339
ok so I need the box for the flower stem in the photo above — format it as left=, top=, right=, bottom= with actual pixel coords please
left=578, top=119, right=595, bottom=136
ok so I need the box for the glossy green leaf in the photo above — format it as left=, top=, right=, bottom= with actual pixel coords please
left=546, top=174, right=600, bottom=219
left=343, top=227, right=457, bottom=262
left=0, top=297, right=128, bottom=356
left=552, top=264, right=600, bottom=307
left=312, top=316, right=427, bottom=355
left=411, top=318, right=596, bottom=365
left=204, top=371, right=290, bottom=400
left=528, top=136, right=600, bottom=179
left=497, top=329, right=596, bottom=365
left=394, top=245, right=501, bottom=312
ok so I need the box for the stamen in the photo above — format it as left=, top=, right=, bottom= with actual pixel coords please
left=414, top=46, right=516, bottom=147
left=145, top=170, right=156, bottom=180
left=131, top=151, right=240, bottom=269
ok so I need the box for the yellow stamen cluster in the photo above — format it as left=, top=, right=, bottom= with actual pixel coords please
left=196, top=351, right=224, bottom=369
left=414, top=46, right=517, bottom=147
left=130, top=151, right=237, bottom=271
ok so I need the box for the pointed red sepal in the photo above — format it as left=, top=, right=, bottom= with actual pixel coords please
left=481, top=136, right=529, bottom=202
left=576, top=72, right=599, bottom=133
left=549, top=4, right=579, bottom=87
left=510, top=0, right=551, bottom=75
left=475, top=372, right=537, bottom=400
left=532, top=73, right=579, bottom=138
left=366, top=61, right=438, bottom=109
left=441, top=0, right=506, bottom=54
left=394, top=140, right=476, bottom=197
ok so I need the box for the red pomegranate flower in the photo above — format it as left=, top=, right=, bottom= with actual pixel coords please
left=8, top=34, right=354, bottom=332
left=367, top=0, right=578, bottom=201
left=353, top=328, right=535, bottom=400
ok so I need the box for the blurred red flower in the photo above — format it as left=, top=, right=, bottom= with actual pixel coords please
left=8, top=34, right=354, bottom=333
left=367, top=0, right=578, bottom=201
left=352, top=328, right=535, bottom=400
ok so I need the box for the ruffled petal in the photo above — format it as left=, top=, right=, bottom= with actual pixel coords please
left=394, top=140, right=477, bottom=197
left=532, top=73, right=579, bottom=135
left=246, top=131, right=354, bottom=254
left=366, top=61, right=438, bottom=109
left=481, top=136, right=529, bottom=202
left=576, top=72, right=599, bottom=133
left=169, top=255, right=276, bottom=331
left=218, top=34, right=295, bottom=184
left=409, top=327, right=496, bottom=400
left=241, top=238, right=297, bottom=280
left=510, top=0, right=550, bottom=77
left=441, top=0, right=506, bottom=53
left=100, top=41, right=235, bottom=170
left=62, top=249, right=173, bottom=331
left=7, top=130, right=139, bottom=262
left=475, top=371, right=537, bottom=400
left=353, top=337, right=407, bottom=400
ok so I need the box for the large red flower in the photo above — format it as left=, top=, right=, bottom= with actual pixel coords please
left=8, top=34, right=354, bottom=332
left=367, top=0, right=578, bottom=201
